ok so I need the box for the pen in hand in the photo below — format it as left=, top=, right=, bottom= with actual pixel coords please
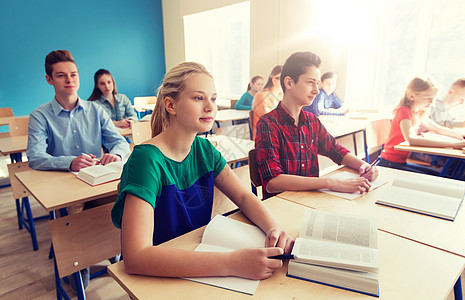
left=269, top=254, right=295, bottom=260
left=81, top=153, right=100, bottom=164
left=361, top=156, right=381, bottom=177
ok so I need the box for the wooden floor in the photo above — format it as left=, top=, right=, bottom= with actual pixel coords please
left=0, top=186, right=129, bottom=300
left=0, top=166, right=463, bottom=300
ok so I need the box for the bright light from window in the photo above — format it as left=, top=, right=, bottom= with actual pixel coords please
left=184, top=2, right=250, bottom=99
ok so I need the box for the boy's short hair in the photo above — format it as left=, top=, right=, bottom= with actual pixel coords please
left=452, top=78, right=465, bottom=89
left=45, top=50, right=76, bottom=78
left=281, top=51, right=321, bottom=93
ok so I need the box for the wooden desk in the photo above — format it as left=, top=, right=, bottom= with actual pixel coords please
left=394, top=142, right=465, bottom=179
left=118, top=127, right=132, bottom=137
left=15, top=170, right=119, bottom=212
left=277, top=167, right=465, bottom=258
left=107, top=197, right=465, bottom=299
left=0, top=115, right=28, bottom=126
left=0, top=135, right=27, bottom=155
left=319, top=116, right=369, bottom=161
left=215, top=109, right=249, bottom=124
left=133, top=104, right=155, bottom=111
left=206, top=135, right=253, bottom=165
left=216, top=99, right=232, bottom=110
left=394, top=142, right=465, bottom=159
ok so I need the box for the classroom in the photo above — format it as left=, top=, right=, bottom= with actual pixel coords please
left=1, top=0, right=465, bottom=299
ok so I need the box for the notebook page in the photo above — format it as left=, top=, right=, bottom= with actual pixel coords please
left=183, top=243, right=260, bottom=295
left=319, top=172, right=389, bottom=200
left=201, top=215, right=266, bottom=250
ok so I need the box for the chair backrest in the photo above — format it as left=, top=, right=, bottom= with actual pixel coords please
left=48, top=202, right=121, bottom=278
left=248, top=111, right=254, bottom=140
left=0, top=107, right=13, bottom=117
left=9, top=117, right=29, bottom=137
left=131, top=121, right=152, bottom=145
left=230, top=99, right=239, bottom=109
left=134, top=96, right=156, bottom=106
left=367, top=118, right=391, bottom=148
left=7, top=162, right=32, bottom=199
left=248, top=149, right=261, bottom=188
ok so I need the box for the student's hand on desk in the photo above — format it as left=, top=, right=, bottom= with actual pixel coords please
left=70, top=154, right=96, bottom=171
left=228, top=247, right=284, bottom=280
left=100, top=153, right=121, bottom=165
left=265, top=227, right=294, bottom=254
left=328, top=177, right=371, bottom=194
left=114, top=119, right=132, bottom=128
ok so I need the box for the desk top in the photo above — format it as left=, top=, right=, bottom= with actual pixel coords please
left=394, top=142, right=465, bottom=159
left=206, top=135, right=253, bottom=164
left=118, top=127, right=132, bottom=137
left=278, top=166, right=465, bottom=258
left=133, top=104, right=155, bottom=111
left=107, top=196, right=464, bottom=300
left=319, top=116, right=367, bottom=139
left=15, top=169, right=119, bottom=212
left=0, top=135, right=27, bottom=155
left=0, top=115, right=29, bottom=126
left=215, top=109, right=249, bottom=122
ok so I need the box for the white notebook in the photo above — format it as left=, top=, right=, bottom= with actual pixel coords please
left=319, top=171, right=389, bottom=200
left=376, top=174, right=465, bottom=220
left=183, top=215, right=266, bottom=295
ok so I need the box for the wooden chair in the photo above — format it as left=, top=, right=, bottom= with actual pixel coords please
left=7, top=162, right=48, bottom=250
left=248, top=149, right=262, bottom=197
left=230, top=99, right=239, bottom=109
left=248, top=110, right=254, bottom=140
left=49, top=202, right=121, bottom=299
left=131, top=121, right=152, bottom=145
left=0, top=107, right=13, bottom=117
left=9, top=117, right=29, bottom=136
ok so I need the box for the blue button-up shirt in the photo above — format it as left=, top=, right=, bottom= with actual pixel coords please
left=93, top=93, right=138, bottom=121
left=303, top=90, right=347, bottom=116
left=27, top=97, right=131, bottom=170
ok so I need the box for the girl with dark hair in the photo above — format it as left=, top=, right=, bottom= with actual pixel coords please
left=88, top=69, right=138, bottom=128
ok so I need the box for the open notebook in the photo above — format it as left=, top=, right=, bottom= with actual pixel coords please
left=319, top=171, right=389, bottom=200
left=183, top=215, right=266, bottom=295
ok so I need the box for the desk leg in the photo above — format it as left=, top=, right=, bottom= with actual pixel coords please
left=454, top=276, right=463, bottom=300
left=440, top=158, right=454, bottom=177
left=362, top=129, right=368, bottom=162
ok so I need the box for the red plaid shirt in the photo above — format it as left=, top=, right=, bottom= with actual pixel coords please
left=255, top=103, right=349, bottom=198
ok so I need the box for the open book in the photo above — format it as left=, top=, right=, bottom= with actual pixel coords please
left=76, top=161, right=125, bottom=186
left=183, top=215, right=266, bottom=295
left=376, top=174, right=465, bottom=221
left=319, top=171, right=388, bottom=200
left=288, top=209, right=379, bottom=297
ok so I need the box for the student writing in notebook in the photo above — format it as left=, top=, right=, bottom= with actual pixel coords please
left=235, top=75, right=264, bottom=110
left=26, top=49, right=130, bottom=290
left=255, top=51, right=378, bottom=200
left=88, top=69, right=138, bottom=129
left=111, top=62, right=293, bottom=280
left=27, top=50, right=130, bottom=172
left=378, top=76, right=465, bottom=174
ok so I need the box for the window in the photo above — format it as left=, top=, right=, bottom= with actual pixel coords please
left=344, top=0, right=465, bottom=113
left=184, top=1, right=250, bottom=100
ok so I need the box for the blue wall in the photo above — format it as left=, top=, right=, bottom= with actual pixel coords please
left=0, top=0, right=165, bottom=116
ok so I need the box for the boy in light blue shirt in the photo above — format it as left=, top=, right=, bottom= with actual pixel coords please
left=27, top=50, right=130, bottom=171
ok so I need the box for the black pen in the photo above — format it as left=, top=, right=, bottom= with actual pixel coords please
left=361, top=156, right=381, bottom=176
left=269, top=254, right=295, bottom=260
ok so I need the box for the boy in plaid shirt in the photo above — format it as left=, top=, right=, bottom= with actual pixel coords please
left=255, top=51, right=378, bottom=199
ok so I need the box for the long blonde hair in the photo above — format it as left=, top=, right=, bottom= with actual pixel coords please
left=151, top=62, right=212, bottom=137
left=397, top=76, right=437, bottom=110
